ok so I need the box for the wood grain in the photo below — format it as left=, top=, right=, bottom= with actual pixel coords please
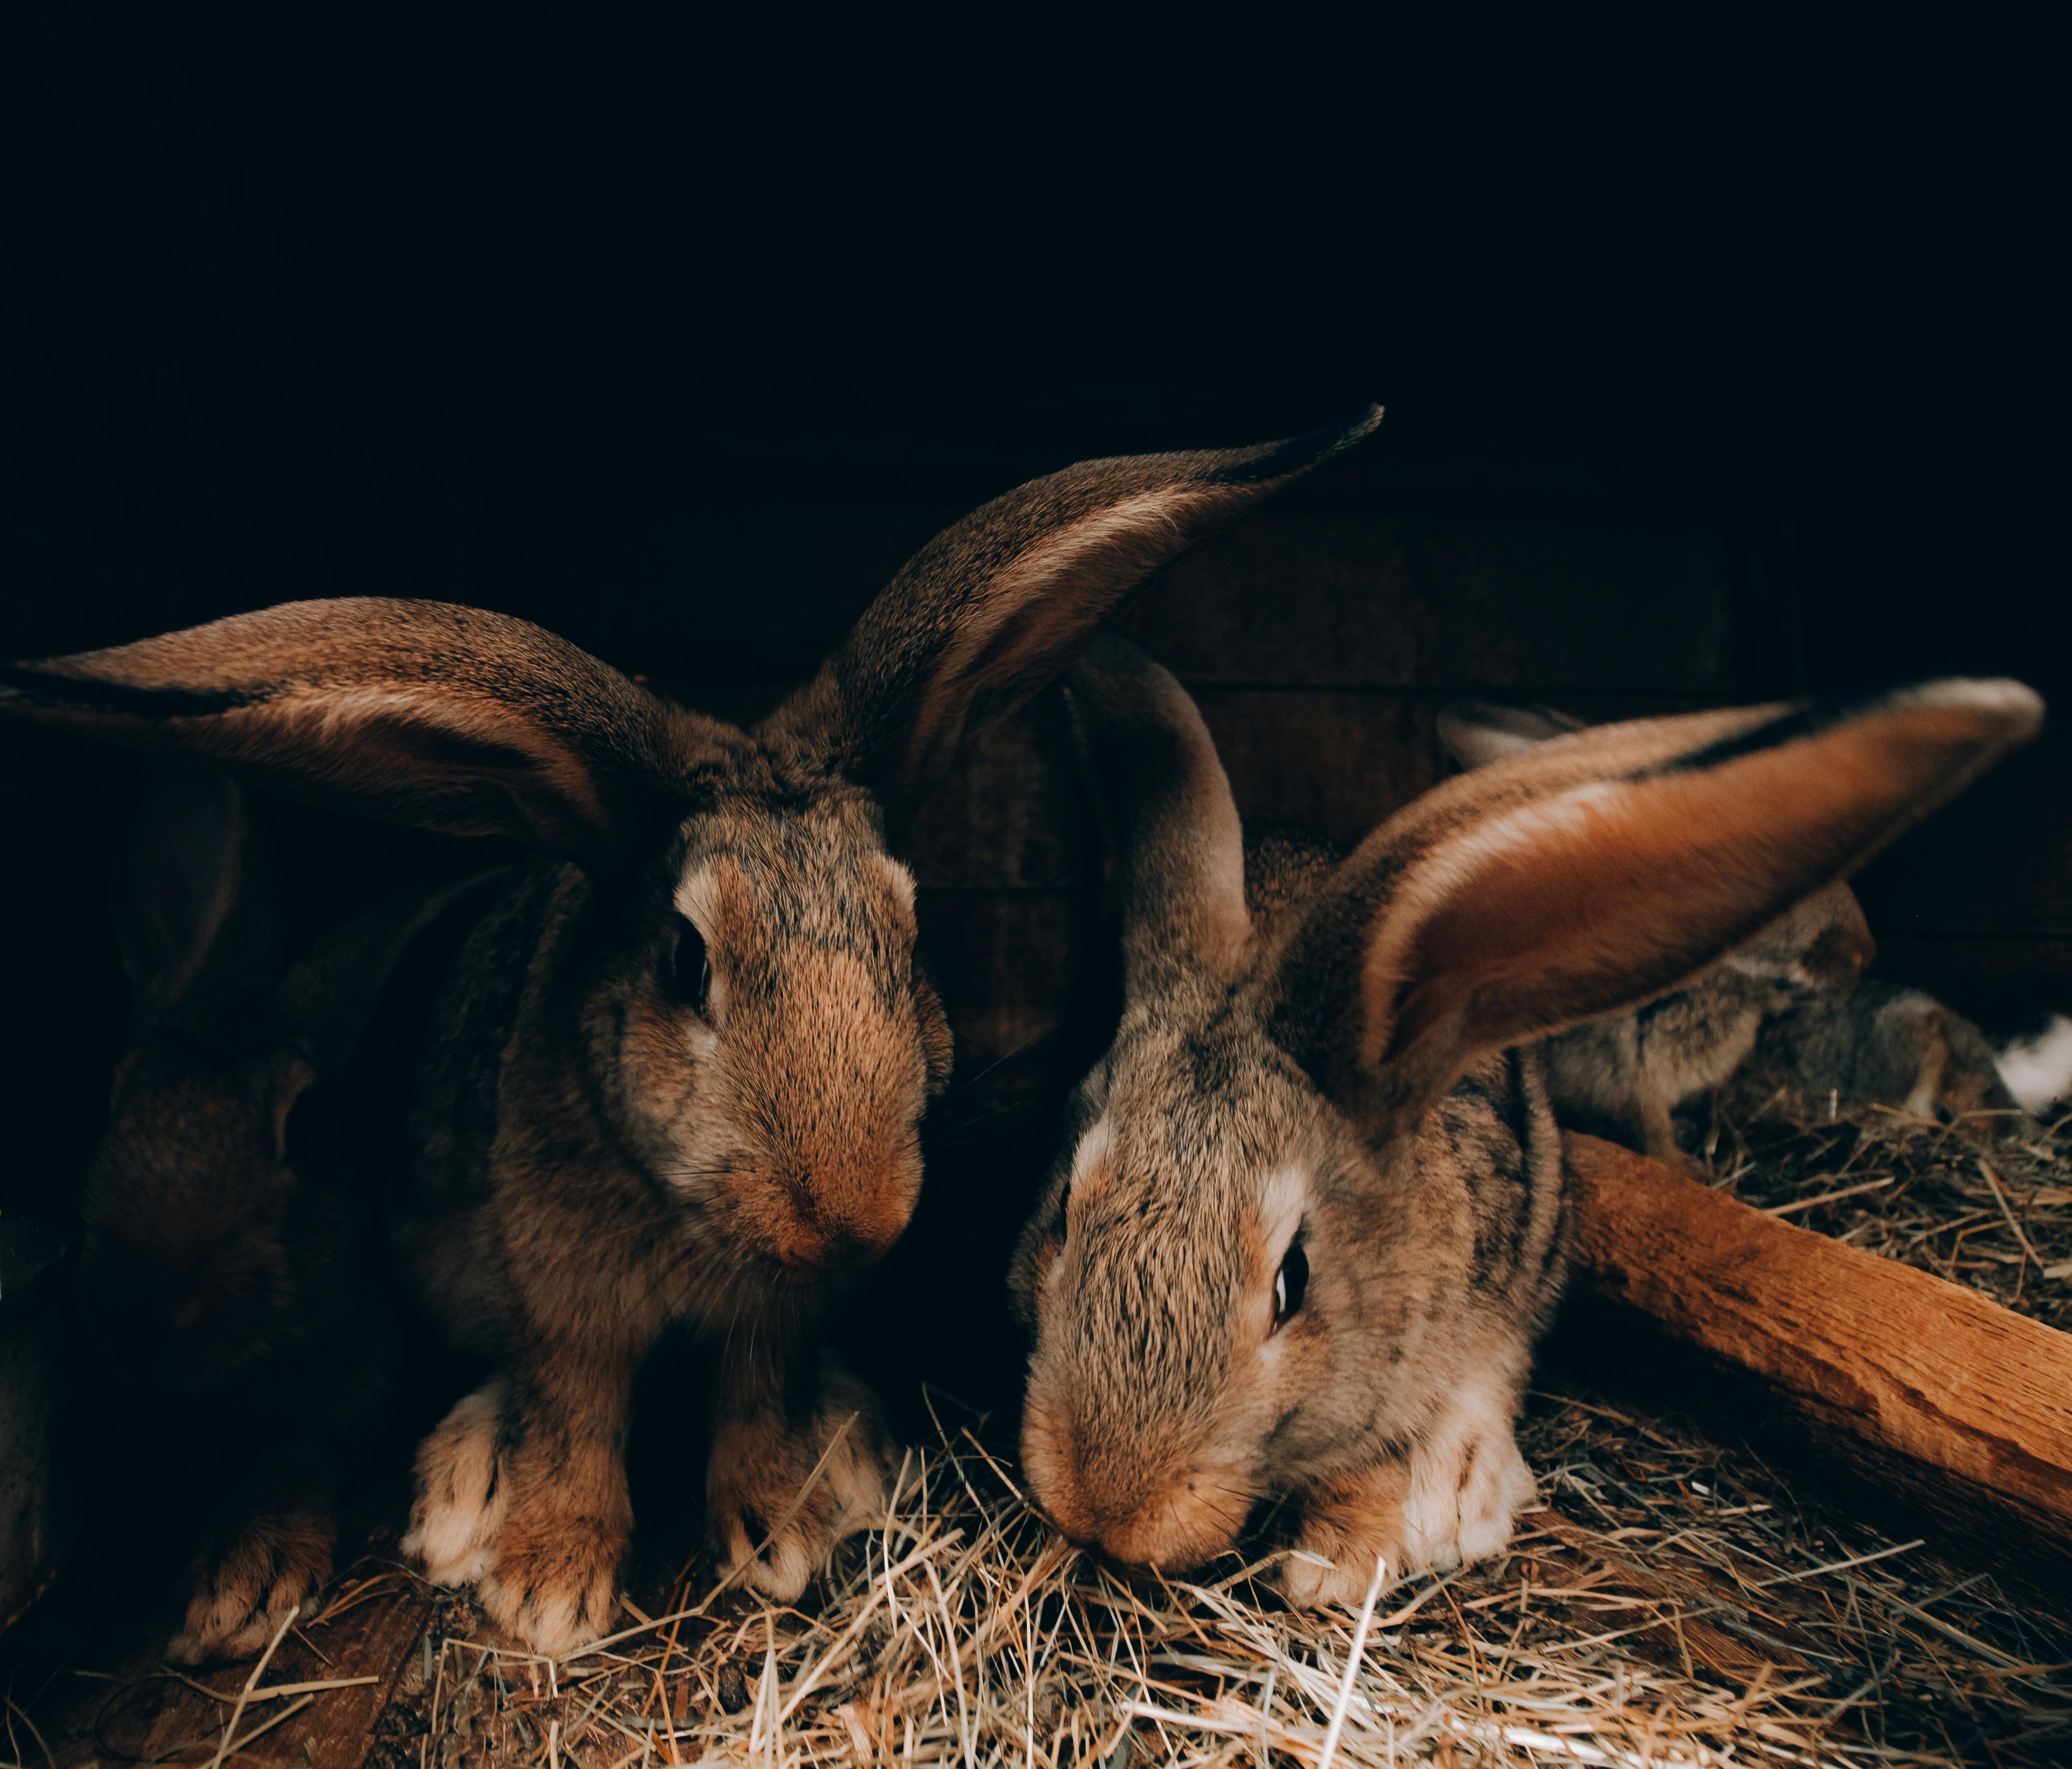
left=1564, top=1130, right=2072, bottom=1574
left=120, top=1583, right=430, bottom=1768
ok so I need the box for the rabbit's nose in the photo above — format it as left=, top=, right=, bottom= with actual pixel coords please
left=1093, top=1484, right=1244, bottom=1573
left=771, top=1180, right=914, bottom=1273
left=1022, top=1401, right=1244, bottom=1569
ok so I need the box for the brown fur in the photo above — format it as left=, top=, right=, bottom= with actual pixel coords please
left=1722, top=977, right=2021, bottom=1128
left=4, top=410, right=1384, bottom=1651
left=1440, top=702, right=1877, bottom=1166
left=1012, top=639, right=2039, bottom=1605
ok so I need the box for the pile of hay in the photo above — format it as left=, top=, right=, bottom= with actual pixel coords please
left=60, top=1106, right=2068, bottom=1766
left=381, top=1382, right=2072, bottom=1768
left=1695, top=1105, right=2072, bottom=1330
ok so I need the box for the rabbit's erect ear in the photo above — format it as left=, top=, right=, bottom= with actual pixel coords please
left=766, top=407, right=1384, bottom=817
left=1064, top=635, right=1248, bottom=999
left=112, top=762, right=281, bottom=1022
left=1435, top=700, right=1584, bottom=772
left=1272, top=680, right=2044, bottom=1125
left=2, top=600, right=718, bottom=865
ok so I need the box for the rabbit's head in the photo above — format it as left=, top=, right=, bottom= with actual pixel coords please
left=1012, top=639, right=2039, bottom=1573
left=5, top=412, right=1382, bottom=1291
left=84, top=765, right=445, bottom=1388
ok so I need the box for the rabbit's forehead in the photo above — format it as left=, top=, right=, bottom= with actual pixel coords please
left=671, top=806, right=917, bottom=959
left=1069, top=1068, right=1319, bottom=1304
left=1097, top=1023, right=1319, bottom=1198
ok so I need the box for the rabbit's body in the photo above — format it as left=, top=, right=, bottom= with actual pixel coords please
left=5, top=410, right=1384, bottom=1649
left=1013, top=639, right=2038, bottom=1607
left=1722, top=978, right=2019, bottom=1127
left=1241, top=830, right=1570, bottom=1580
left=398, top=834, right=908, bottom=1630
left=90, top=1021, right=380, bottom=1663
left=1535, top=887, right=1874, bottom=1163
left=1013, top=835, right=1568, bottom=1606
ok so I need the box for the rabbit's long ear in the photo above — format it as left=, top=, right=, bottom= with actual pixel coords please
left=1064, top=635, right=1249, bottom=999
left=1271, top=680, right=2043, bottom=1126
left=2, top=601, right=718, bottom=865
left=112, top=762, right=282, bottom=1023
left=765, top=407, right=1384, bottom=818
left=1435, top=699, right=1584, bottom=771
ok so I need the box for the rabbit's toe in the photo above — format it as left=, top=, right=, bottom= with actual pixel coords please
left=1399, top=1383, right=1536, bottom=1572
left=168, top=1506, right=336, bottom=1664
left=478, top=1516, right=624, bottom=1654
left=404, top=1378, right=512, bottom=1586
left=1449, top=1431, right=1537, bottom=1565
left=709, top=1361, right=894, bottom=1602
left=1276, top=1462, right=1411, bottom=1609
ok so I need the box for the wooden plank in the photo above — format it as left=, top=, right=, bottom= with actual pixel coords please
left=1871, top=935, right=2072, bottom=1035
left=906, top=699, right=1083, bottom=891
left=1563, top=1130, right=2072, bottom=1584
left=1850, top=731, right=2072, bottom=941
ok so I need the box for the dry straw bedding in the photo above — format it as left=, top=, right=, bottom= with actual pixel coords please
left=364, top=1389, right=2070, bottom=1768
left=361, top=1108, right=2072, bottom=1768
left=31, top=1108, right=2072, bottom=1768
left=1695, top=1105, right=2072, bottom=1333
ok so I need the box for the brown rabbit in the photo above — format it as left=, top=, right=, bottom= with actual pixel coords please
left=1438, top=699, right=1876, bottom=1166
left=1011, top=638, right=2037, bottom=1605
left=1720, top=978, right=2021, bottom=1127
left=1, top=408, right=1383, bottom=1650
left=84, top=762, right=475, bottom=1660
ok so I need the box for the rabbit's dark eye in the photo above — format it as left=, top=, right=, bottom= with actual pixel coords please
left=1272, top=1240, right=1308, bottom=1332
left=669, top=916, right=713, bottom=1014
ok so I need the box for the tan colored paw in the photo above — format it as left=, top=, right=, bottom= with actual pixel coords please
left=708, top=1361, right=895, bottom=1602
left=1275, top=1463, right=1410, bottom=1610
left=168, top=1506, right=336, bottom=1664
left=1445, top=1430, right=1536, bottom=1566
left=478, top=1513, right=625, bottom=1655
left=403, top=1378, right=511, bottom=1586
left=1398, top=1393, right=1535, bottom=1571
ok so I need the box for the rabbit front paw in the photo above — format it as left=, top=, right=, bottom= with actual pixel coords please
left=477, top=1513, right=625, bottom=1655
left=404, top=1378, right=512, bottom=1587
left=168, top=1505, right=337, bottom=1664
left=1276, top=1418, right=1536, bottom=1610
left=1400, top=1410, right=1537, bottom=1572
left=708, top=1362, right=894, bottom=1602
left=405, top=1374, right=631, bottom=1652
left=1275, top=1462, right=1412, bottom=1609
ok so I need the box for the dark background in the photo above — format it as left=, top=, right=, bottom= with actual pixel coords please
left=2, top=6, right=2064, bottom=1354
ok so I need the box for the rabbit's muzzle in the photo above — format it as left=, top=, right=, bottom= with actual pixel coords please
left=752, top=1152, right=921, bottom=1275
left=1020, top=1390, right=1251, bottom=1573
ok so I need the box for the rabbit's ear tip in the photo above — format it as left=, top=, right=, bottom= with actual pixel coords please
left=1908, top=676, right=2044, bottom=734
left=1206, top=403, right=1384, bottom=486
